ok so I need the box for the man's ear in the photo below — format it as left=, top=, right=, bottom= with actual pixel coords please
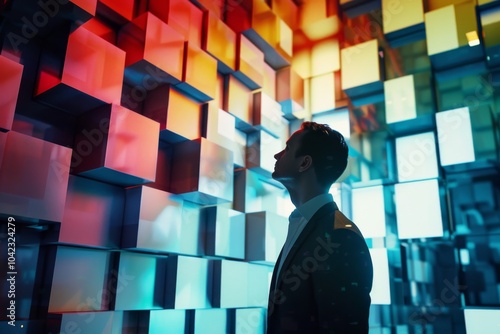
left=299, top=155, right=312, bottom=172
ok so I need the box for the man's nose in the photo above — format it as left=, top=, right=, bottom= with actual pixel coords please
left=274, top=150, right=283, bottom=160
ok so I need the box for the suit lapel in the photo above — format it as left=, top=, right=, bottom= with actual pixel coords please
left=275, top=202, right=336, bottom=289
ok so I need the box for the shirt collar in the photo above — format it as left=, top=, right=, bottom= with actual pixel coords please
left=295, top=193, right=334, bottom=221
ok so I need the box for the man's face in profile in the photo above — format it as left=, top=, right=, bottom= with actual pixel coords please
left=272, top=129, right=306, bottom=185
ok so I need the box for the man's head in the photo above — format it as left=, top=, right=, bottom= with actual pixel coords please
left=272, top=121, right=348, bottom=191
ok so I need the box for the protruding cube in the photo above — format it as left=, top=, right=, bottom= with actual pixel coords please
left=395, top=179, right=444, bottom=239
left=35, top=26, right=125, bottom=114
left=192, top=309, right=228, bottom=334
left=114, top=251, right=168, bottom=310
left=60, top=175, right=125, bottom=248
left=203, top=104, right=246, bottom=167
left=212, top=260, right=272, bottom=309
left=245, top=211, right=287, bottom=264
left=247, top=130, right=284, bottom=176
left=204, top=12, right=237, bottom=73
left=425, top=2, right=483, bottom=70
left=118, top=12, right=185, bottom=87
left=48, top=246, right=112, bottom=312
left=382, top=0, right=425, bottom=46
left=225, top=75, right=254, bottom=130
left=234, top=34, right=265, bottom=89
left=123, top=186, right=204, bottom=256
left=165, top=256, right=212, bottom=309
left=352, top=185, right=386, bottom=238
left=395, top=132, right=439, bottom=182
left=205, top=206, right=245, bottom=259
left=170, top=138, right=234, bottom=205
left=253, top=91, right=286, bottom=137
left=276, top=66, right=305, bottom=117
left=72, top=104, right=159, bottom=186
left=340, top=39, right=384, bottom=104
left=143, top=85, right=202, bottom=143
left=0, top=131, right=71, bottom=223
left=175, top=42, right=217, bottom=102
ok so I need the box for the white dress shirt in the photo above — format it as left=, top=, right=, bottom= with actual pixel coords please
left=275, top=193, right=335, bottom=282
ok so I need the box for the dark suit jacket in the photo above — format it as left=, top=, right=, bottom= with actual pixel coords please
left=267, top=202, right=373, bottom=333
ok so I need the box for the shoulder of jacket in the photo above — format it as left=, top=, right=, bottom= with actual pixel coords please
left=333, top=209, right=364, bottom=238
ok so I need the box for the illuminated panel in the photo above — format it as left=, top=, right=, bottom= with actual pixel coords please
left=235, top=308, right=266, bottom=334
left=369, top=248, right=391, bottom=305
left=204, top=104, right=248, bottom=167
left=385, top=75, right=417, bottom=124
left=299, top=0, right=339, bottom=41
left=143, top=85, right=201, bottom=143
left=118, top=12, right=184, bottom=87
left=340, top=39, right=383, bottom=99
left=170, top=138, right=234, bottom=205
left=247, top=130, right=283, bottom=175
left=312, top=108, right=350, bottom=140
left=195, top=0, right=224, bottom=18
left=279, top=19, right=293, bottom=57
left=253, top=92, right=285, bottom=137
left=425, top=2, right=478, bottom=56
left=48, top=246, right=110, bottom=312
left=48, top=311, right=123, bottom=333
left=436, top=107, right=475, bottom=166
left=72, top=104, right=160, bottom=186
left=114, top=252, right=167, bottom=311
left=352, top=185, right=386, bottom=238
left=382, top=0, right=424, bottom=34
left=292, top=48, right=311, bottom=79
left=311, top=39, right=340, bottom=76
left=0, top=131, right=71, bottom=222
left=204, top=12, right=237, bottom=73
left=60, top=175, right=124, bottom=248
left=213, top=260, right=249, bottom=308
left=396, top=132, right=439, bottom=182
left=205, top=206, right=245, bottom=259
left=247, top=263, right=272, bottom=307
left=149, top=309, right=186, bottom=334
left=0, top=55, right=23, bottom=131
left=276, top=67, right=304, bottom=117
left=35, top=26, right=125, bottom=114
left=246, top=211, right=287, bottom=264
left=262, top=61, right=277, bottom=99
left=213, top=260, right=271, bottom=308
left=464, top=308, right=500, bottom=333
left=235, top=34, right=265, bottom=89
left=310, top=72, right=335, bottom=114
left=166, top=256, right=211, bottom=309
left=175, top=42, right=217, bottom=102
left=193, top=309, right=228, bottom=334
left=234, top=169, right=292, bottom=216
left=225, top=75, right=253, bottom=129
left=395, top=179, right=444, bottom=239
left=123, top=186, right=203, bottom=256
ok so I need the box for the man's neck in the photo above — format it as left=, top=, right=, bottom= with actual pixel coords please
left=287, top=186, right=327, bottom=208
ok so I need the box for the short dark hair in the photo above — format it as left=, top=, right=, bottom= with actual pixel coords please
left=295, top=121, right=349, bottom=186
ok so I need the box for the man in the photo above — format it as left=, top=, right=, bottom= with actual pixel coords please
left=267, top=121, right=373, bottom=333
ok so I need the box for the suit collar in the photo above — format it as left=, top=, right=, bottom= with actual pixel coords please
left=274, top=201, right=337, bottom=289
